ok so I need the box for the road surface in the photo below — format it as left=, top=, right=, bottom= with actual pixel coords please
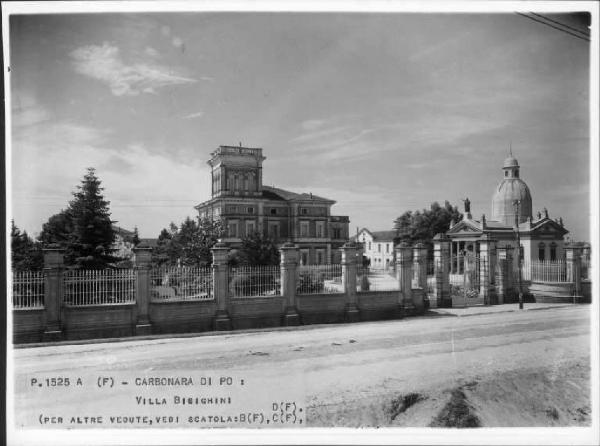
left=9, top=305, right=592, bottom=430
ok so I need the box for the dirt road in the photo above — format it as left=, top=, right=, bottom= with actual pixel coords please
left=10, top=305, right=591, bottom=428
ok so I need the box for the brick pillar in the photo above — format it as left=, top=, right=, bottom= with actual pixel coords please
left=478, top=236, right=496, bottom=305
left=396, top=242, right=413, bottom=315
left=42, top=246, right=64, bottom=341
left=433, top=234, right=451, bottom=308
left=280, top=243, right=300, bottom=326
left=133, top=247, right=153, bottom=335
left=341, top=242, right=360, bottom=322
left=565, top=245, right=582, bottom=303
left=212, top=242, right=231, bottom=330
left=496, top=246, right=513, bottom=304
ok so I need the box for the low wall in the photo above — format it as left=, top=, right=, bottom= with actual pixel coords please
left=61, top=304, right=137, bottom=340
left=297, top=293, right=347, bottom=324
left=149, top=300, right=216, bottom=334
left=13, top=309, right=46, bottom=344
left=358, top=291, right=400, bottom=320
left=529, top=282, right=574, bottom=303
left=229, top=296, right=286, bottom=329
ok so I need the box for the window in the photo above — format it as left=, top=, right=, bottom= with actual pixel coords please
left=270, top=208, right=277, bottom=215
left=268, top=222, right=280, bottom=239
left=228, top=221, right=238, bottom=238
left=316, top=221, right=324, bottom=238
left=368, top=242, right=371, bottom=250
left=386, top=244, right=390, bottom=253
left=300, top=221, right=309, bottom=237
left=247, top=206, right=254, bottom=214
left=333, top=228, right=341, bottom=239
left=300, top=250, right=309, bottom=265
left=538, top=242, right=546, bottom=261
left=246, top=221, right=255, bottom=236
left=316, top=250, right=325, bottom=265
left=378, top=244, right=381, bottom=253
left=301, top=208, right=308, bottom=215
left=550, top=242, right=557, bottom=261
left=505, top=171, right=508, bottom=177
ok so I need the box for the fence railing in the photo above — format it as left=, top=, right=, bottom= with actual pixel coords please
left=356, top=266, right=399, bottom=292
left=12, top=271, right=45, bottom=309
left=526, top=259, right=568, bottom=283
left=63, top=269, right=136, bottom=305
left=297, top=264, right=343, bottom=294
left=229, top=265, right=281, bottom=298
left=150, top=267, right=213, bottom=301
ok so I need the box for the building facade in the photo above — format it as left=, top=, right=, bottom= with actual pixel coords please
left=446, top=155, right=568, bottom=272
left=195, top=145, right=350, bottom=264
left=356, top=229, right=396, bottom=268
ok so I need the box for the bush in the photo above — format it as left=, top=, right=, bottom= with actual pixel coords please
left=230, top=273, right=278, bottom=297
left=297, top=271, right=324, bottom=293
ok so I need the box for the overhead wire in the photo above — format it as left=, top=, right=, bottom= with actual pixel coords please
left=516, top=12, right=591, bottom=42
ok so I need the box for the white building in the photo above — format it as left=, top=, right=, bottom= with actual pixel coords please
left=356, top=229, right=396, bottom=269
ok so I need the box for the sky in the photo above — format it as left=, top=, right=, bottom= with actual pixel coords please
left=7, top=9, right=592, bottom=241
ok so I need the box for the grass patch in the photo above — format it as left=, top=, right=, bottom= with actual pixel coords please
left=429, top=388, right=481, bottom=428
left=388, top=393, right=425, bottom=421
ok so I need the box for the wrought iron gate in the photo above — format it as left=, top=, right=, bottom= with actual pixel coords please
left=449, top=254, right=485, bottom=307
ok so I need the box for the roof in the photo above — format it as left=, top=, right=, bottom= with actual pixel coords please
left=138, top=238, right=158, bottom=248
left=112, top=225, right=135, bottom=237
left=503, top=155, right=519, bottom=168
left=261, top=186, right=335, bottom=203
left=358, top=228, right=397, bottom=241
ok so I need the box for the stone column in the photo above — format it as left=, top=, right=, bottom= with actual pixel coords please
left=341, top=242, right=360, bottom=322
left=413, top=243, right=428, bottom=290
left=42, top=246, right=64, bottom=341
left=411, top=243, right=427, bottom=313
left=396, top=242, right=413, bottom=315
left=212, top=242, right=232, bottom=330
left=280, top=243, right=300, bottom=326
left=478, top=236, right=496, bottom=305
left=433, top=234, right=451, bottom=308
left=565, top=245, right=582, bottom=303
left=450, top=241, right=454, bottom=274
left=496, top=246, right=513, bottom=304
left=133, top=247, right=153, bottom=335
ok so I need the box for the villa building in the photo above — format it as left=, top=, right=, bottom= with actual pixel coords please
left=195, top=145, right=350, bottom=264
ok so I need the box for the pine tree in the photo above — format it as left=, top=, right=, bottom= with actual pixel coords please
left=11, top=221, right=43, bottom=271
left=67, top=167, right=118, bottom=268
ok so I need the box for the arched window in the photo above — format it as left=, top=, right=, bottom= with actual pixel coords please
left=538, top=242, right=546, bottom=261
left=550, top=242, right=557, bottom=261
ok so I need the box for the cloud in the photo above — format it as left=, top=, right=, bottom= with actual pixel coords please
left=70, top=42, right=198, bottom=96
left=10, top=116, right=210, bottom=237
left=144, top=46, right=160, bottom=58
left=301, top=119, right=326, bottom=131
left=183, top=111, right=205, bottom=119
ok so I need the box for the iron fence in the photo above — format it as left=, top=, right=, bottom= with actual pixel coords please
left=12, top=271, right=45, bottom=309
left=297, top=264, right=343, bottom=294
left=527, top=259, right=568, bottom=283
left=150, top=266, right=213, bottom=301
left=229, top=265, right=281, bottom=298
left=63, top=269, right=136, bottom=305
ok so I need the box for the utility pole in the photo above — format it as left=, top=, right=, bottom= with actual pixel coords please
left=513, top=200, right=524, bottom=309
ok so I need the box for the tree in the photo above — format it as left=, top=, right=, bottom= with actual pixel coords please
left=152, top=217, right=225, bottom=267
left=393, top=201, right=462, bottom=258
left=237, top=232, right=280, bottom=265
left=38, top=168, right=119, bottom=269
left=11, top=221, right=43, bottom=271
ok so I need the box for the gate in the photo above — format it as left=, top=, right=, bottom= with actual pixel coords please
left=449, top=254, right=485, bottom=307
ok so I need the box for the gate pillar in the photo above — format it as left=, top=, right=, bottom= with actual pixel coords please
left=433, top=234, right=451, bottom=308
left=478, top=236, right=497, bottom=305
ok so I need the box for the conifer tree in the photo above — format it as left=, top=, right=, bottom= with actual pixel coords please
left=11, top=221, right=43, bottom=271
left=68, top=167, right=118, bottom=268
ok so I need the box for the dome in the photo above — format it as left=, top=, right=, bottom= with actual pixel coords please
left=503, top=156, right=519, bottom=168
left=491, top=178, right=533, bottom=225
